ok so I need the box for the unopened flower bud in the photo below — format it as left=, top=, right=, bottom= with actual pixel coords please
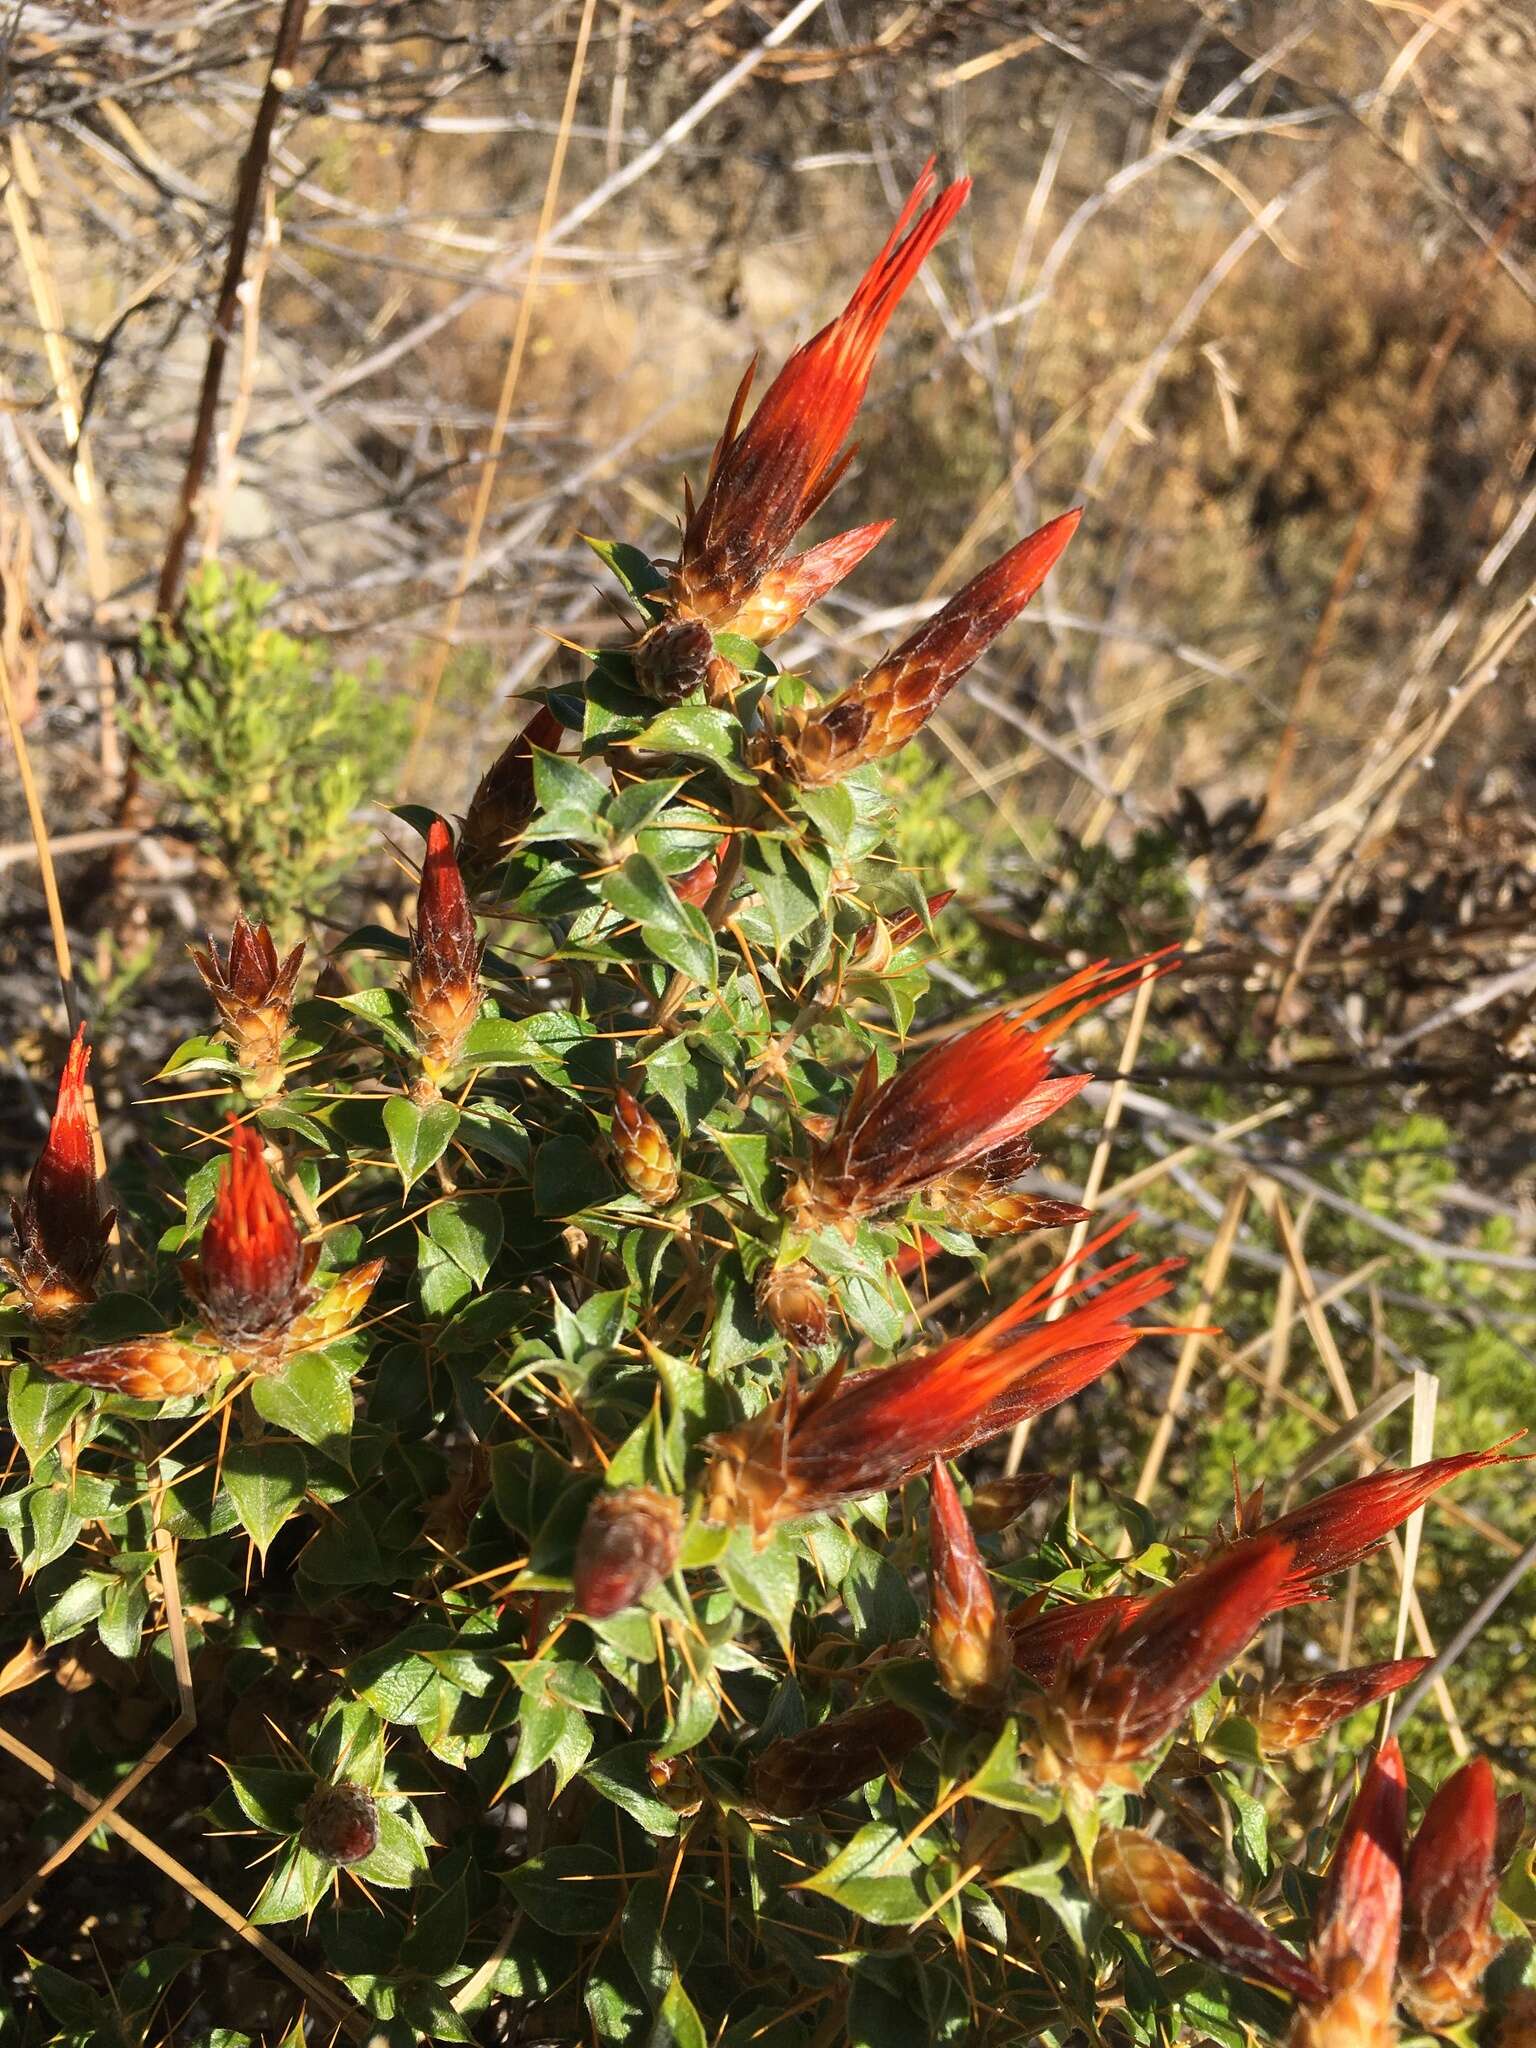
left=45, top=1336, right=220, bottom=1401
left=190, top=913, right=304, bottom=1090
left=756, top=1262, right=831, bottom=1351
left=184, top=1122, right=316, bottom=1362
left=672, top=836, right=729, bottom=909
left=928, top=1460, right=1009, bottom=1706
left=573, top=1485, right=683, bottom=1618
left=848, top=890, right=955, bottom=975
left=1401, top=1756, right=1504, bottom=2029
left=459, top=703, right=564, bottom=886
left=1248, top=1657, right=1430, bottom=1755
left=300, top=1782, right=378, bottom=1866
left=405, top=820, right=483, bottom=1088
left=632, top=617, right=715, bottom=704
left=750, top=1702, right=924, bottom=1818
left=7, top=1025, right=113, bottom=1325
left=610, top=1088, right=679, bottom=1205
left=283, top=1258, right=385, bottom=1354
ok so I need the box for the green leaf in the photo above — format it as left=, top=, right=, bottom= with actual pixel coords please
left=583, top=534, right=667, bottom=602
left=529, top=750, right=610, bottom=843
left=627, top=705, right=755, bottom=783
left=647, top=1973, right=708, bottom=2048
left=249, top=1842, right=330, bottom=1925
left=250, top=1349, right=354, bottom=1459
left=426, top=1195, right=504, bottom=1287
left=507, top=1695, right=593, bottom=1795
left=505, top=1846, right=623, bottom=1935
left=7, top=1365, right=92, bottom=1467
left=222, top=1443, right=308, bottom=1559
left=1219, top=1774, right=1271, bottom=1883
left=583, top=1742, right=683, bottom=1837
left=26, top=1960, right=108, bottom=2033
left=533, top=1136, right=615, bottom=1217
left=719, top=1527, right=799, bottom=1655
left=224, top=1762, right=312, bottom=1835
left=356, top=1804, right=430, bottom=1887
left=803, top=1822, right=939, bottom=1926
left=964, top=1720, right=1063, bottom=1819
left=601, top=854, right=717, bottom=984
left=384, top=1097, right=460, bottom=1190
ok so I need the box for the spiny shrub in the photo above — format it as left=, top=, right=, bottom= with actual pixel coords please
left=4, top=165, right=1532, bottom=2048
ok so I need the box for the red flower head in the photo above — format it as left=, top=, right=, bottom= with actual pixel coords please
left=1248, top=1657, right=1431, bottom=1756
left=1293, top=1740, right=1406, bottom=2048
left=669, top=163, right=968, bottom=631
left=459, top=703, right=565, bottom=885
left=705, top=1230, right=1179, bottom=1544
left=1007, top=1590, right=1151, bottom=1686
left=787, top=951, right=1176, bottom=1232
left=1031, top=1533, right=1299, bottom=1792
left=928, top=1459, right=1009, bottom=1705
left=1093, top=1828, right=1326, bottom=2005
left=728, top=520, right=893, bottom=647
left=1401, top=1756, right=1505, bottom=2028
left=7, top=1024, right=113, bottom=1324
left=1232, top=1439, right=1528, bottom=1597
left=185, top=1121, right=315, bottom=1359
left=190, top=912, right=305, bottom=1084
left=405, top=819, right=483, bottom=1089
left=767, top=512, right=1081, bottom=786
left=573, top=1486, right=683, bottom=1620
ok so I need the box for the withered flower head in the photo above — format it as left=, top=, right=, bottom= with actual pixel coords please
left=405, top=820, right=483, bottom=1088
left=767, top=512, right=1080, bottom=786
left=44, top=1335, right=220, bottom=1402
left=300, top=1782, right=379, bottom=1866
left=756, top=1260, right=831, bottom=1351
left=190, top=912, right=305, bottom=1085
left=1233, top=1439, right=1528, bottom=1598
left=728, top=521, right=893, bottom=646
left=1093, top=1828, right=1325, bottom=2004
left=1007, top=1590, right=1150, bottom=1686
left=788, top=952, right=1176, bottom=1232
left=1031, top=1533, right=1299, bottom=1792
left=1291, top=1740, right=1405, bottom=2048
left=750, top=1701, right=924, bottom=1818
left=1248, top=1657, right=1431, bottom=1756
left=7, top=1024, right=113, bottom=1325
left=669, top=163, right=968, bottom=631
left=459, top=703, right=564, bottom=886
left=572, top=1486, right=683, bottom=1619
left=705, top=1234, right=1179, bottom=1543
left=927, top=1459, right=1009, bottom=1706
left=610, top=1088, right=680, bottom=1206
left=1400, top=1755, right=1504, bottom=2029
left=185, top=1122, right=316, bottom=1359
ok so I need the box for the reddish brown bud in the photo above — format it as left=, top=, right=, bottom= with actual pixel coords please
left=609, top=1088, right=680, bottom=1205
left=928, top=1460, right=1009, bottom=1705
left=756, top=1261, right=831, bottom=1350
left=1032, top=1535, right=1299, bottom=1792
left=967, top=1471, right=1054, bottom=1533
left=7, top=1025, right=113, bottom=1325
left=190, top=913, right=305, bottom=1087
left=672, top=837, right=729, bottom=909
left=300, top=1782, right=379, bottom=1866
left=1401, top=1756, right=1504, bottom=2028
left=573, top=1486, right=683, bottom=1619
left=765, top=513, right=1080, bottom=785
left=1492, top=1988, right=1536, bottom=2047
left=184, top=1122, right=316, bottom=1360
left=787, top=951, right=1176, bottom=1232
left=405, top=820, right=483, bottom=1086
left=728, top=521, right=892, bottom=645
left=750, top=1701, right=924, bottom=1818
left=459, top=704, right=564, bottom=884
left=1007, top=1591, right=1150, bottom=1684
left=706, top=1235, right=1178, bottom=1543
left=1093, top=1827, right=1325, bottom=2004
left=670, top=164, right=968, bottom=629
left=848, top=889, right=955, bottom=975
left=632, top=616, right=717, bottom=703
left=44, top=1336, right=221, bottom=1401
left=1293, top=1740, right=1405, bottom=2048
left=1248, top=1657, right=1431, bottom=1755
left=939, top=1165, right=1091, bottom=1241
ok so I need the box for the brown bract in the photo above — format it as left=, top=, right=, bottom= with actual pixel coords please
left=459, top=703, right=564, bottom=885
left=728, top=521, right=892, bottom=646
left=1093, top=1828, right=1326, bottom=2004
left=1290, top=1740, right=1405, bottom=2048
left=1401, top=1756, right=1504, bottom=2028
left=190, top=911, right=304, bottom=1085
left=6, top=1024, right=113, bottom=1325
left=1007, top=1590, right=1150, bottom=1685
left=750, top=1701, right=924, bottom=1818
left=406, top=820, right=483, bottom=1087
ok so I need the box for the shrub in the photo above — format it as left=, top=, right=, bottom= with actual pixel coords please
left=4, top=166, right=1530, bottom=2048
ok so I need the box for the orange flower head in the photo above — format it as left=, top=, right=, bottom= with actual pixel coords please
left=7, top=1024, right=113, bottom=1324
left=1239, top=1439, right=1528, bottom=1597
left=928, top=1460, right=1009, bottom=1705
left=1248, top=1657, right=1431, bottom=1755
left=768, top=512, right=1081, bottom=785
left=45, top=1335, right=221, bottom=1402
left=459, top=703, right=565, bottom=885
left=728, top=520, right=893, bottom=646
left=1292, top=1740, right=1405, bottom=2048
left=190, top=912, right=305, bottom=1082
left=788, top=951, right=1177, bottom=1231
left=1032, top=1533, right=1299, bottom=1792
left=1401, top=1756, right=1504, bottom=2029
left=573, top=1486, right=683, bottom=1620
left=669, top=163, right=967, bottom=631
left=186, top=1122, right=314, bottom=1357
left=750, top=1701, right=924, bottom=1818
left=405, top=819, right=483, bottom=1085
left=1008, top=1590, right=1151, bottom=1685
left=705, top=1229, right=1179, bottom=1542
left=1093, top=1828, right=1326, bottom=2005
